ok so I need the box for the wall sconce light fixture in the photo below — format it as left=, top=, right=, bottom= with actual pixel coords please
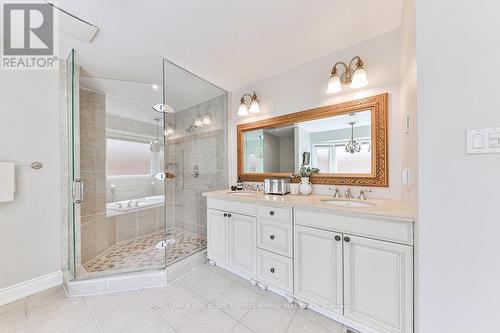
left=327, top=56, right=368, bottom=94
left=238, top=92, right=260, bottom=116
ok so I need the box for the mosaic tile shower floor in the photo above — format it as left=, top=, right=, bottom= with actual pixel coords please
left=83, top=229, right=207, bottom=273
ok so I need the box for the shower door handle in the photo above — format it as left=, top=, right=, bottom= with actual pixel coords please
left=72, top=178, right=84, bottom=204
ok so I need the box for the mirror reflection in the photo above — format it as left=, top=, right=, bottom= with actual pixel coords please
left=243, top=110, right=372, bottom=174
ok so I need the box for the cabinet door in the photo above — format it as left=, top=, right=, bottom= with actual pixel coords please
left=343, top=235, right=413, bottom=333
left=294, top=225, right=343, bottom=314
left=207, top=209, right=229, bottom=264
left=229, top=213, right=256, bottom=276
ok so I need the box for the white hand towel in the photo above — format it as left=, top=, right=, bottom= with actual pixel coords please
left=0, top=162, right=16, bottom=202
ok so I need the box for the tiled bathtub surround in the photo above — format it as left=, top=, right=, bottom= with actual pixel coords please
left=113, top=206, right=166, bottom=243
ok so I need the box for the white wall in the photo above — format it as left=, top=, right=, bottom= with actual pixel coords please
left=230, top=29, right=403, bottom=199
left=0, top=67, right=62, bottom=289
left=416, top=1, right=500, bottom=332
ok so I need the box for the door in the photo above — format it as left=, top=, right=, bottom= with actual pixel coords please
left=294, top=225, right=343, bottom=314
left=207, top=209, right=229, bottom=264
left=229, top=213, right=256, bottom=276
left=343, top=235, right=413, bottom=333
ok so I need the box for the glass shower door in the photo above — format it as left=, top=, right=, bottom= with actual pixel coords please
left=67, top=54, right=167, bottom=279
left=162, top=59, right=228, bottom=267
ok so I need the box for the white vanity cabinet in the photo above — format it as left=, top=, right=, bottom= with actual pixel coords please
left=207, top=209, right=230, bottom=264
left=229, top=213, right=257, bottom=276
left=293, top=225, right=343, bottom=315
left=294, top=208, right=413, bottom=333
left=343, top=234, right=413, bottom=333
left=206, top=195, right=414, bottom=333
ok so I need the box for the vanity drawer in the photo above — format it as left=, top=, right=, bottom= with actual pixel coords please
left=257, top=219, right=292, bottom=257
left=256, top=249, right=293, bottom=293
left=294, top=208, right=414, bottom=245
left=207, top=198, right=256, bottom=217
left=257, top=205, right=291, bottom=222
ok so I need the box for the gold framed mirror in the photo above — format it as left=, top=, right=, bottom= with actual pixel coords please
left=237, top=93, right=388, bottom=186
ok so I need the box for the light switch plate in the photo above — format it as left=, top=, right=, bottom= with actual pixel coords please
left=467, top=128, right=500, bottom=154
left=401, top=169, right=410, bottom=187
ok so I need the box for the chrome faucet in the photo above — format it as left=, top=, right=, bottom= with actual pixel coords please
left=358, top=189, right=372, bottom=200
left=329, top=187, right=341, bottom=198
left=344, top=188, right=353, bottom=199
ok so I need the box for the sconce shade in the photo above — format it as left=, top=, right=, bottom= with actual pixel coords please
left=238, top=102, right=249, bottom=116
left=351, top=68, right=368, bottom=88
left=327, top=74, right=343, bottom=94
left=249, top=99, right=260, bottom=113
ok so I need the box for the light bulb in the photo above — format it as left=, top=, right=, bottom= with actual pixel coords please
left=238, top=103, right=249, bottom=116
left=350, top=68, right=368, bottom=88
left=326, top=74, right=342, bottom=94
left=249, top=99, right=260, bottom=113
left=202, top=114, right=212, bottom=125
left=151, top=84, right=159, bottom=90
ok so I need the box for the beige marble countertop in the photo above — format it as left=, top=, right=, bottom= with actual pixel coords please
left=202, top=189, right=415, bottom=222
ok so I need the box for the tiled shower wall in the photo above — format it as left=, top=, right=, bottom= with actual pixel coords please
left=165, top=94, right=228, bottom=237
left=79, top=88, right=117, bottom=264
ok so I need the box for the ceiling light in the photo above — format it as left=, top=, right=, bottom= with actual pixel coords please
left=202, top=113, right=212, bottom=125
left=151, top=84, right=159, bottom=90
left=164, top=123, right=174, bottom=135
left=239, top=92, right=260, bottom=116
left=345, top=121, right=361, bottom=154
left=327, top=56, right=368, bottom=94
left=194, top=113, right=203, bottom=128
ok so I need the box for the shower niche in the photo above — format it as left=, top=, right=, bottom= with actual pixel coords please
left=67, top=53, right=228, bottom=280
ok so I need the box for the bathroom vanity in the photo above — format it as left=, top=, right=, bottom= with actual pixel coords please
left=203, top=190, right=414, bottom=333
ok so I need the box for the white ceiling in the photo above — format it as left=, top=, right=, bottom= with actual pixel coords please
left=298, top=110, right=372, bottom=133
left=58, top=0, right=403, bottom=91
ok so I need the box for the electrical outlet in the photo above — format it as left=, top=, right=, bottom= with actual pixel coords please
left=401, top=169, right=410, bottom=187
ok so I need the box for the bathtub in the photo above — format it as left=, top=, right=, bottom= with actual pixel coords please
left=106, top=195, right=165, bottom=214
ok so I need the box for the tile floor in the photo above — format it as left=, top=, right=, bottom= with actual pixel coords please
left=0, top=264, right=351, bottom=333
left=83, top=229, right=207, bottom=273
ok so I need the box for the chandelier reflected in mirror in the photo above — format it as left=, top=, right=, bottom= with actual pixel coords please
left=150, top=118, right=164, bottom=152
left=345, top=121, right=361, bottom=154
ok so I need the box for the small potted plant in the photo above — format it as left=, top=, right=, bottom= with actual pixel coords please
left=296, top=165, right=320, bottom=195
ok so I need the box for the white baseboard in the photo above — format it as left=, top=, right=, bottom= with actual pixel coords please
left=0, top=271, right=63, bottom=306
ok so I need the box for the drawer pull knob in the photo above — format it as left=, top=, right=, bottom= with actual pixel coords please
left=344, top=236, right=350, bottom=242
left=270, top=268, right=275, bottom=273
left=270, top=211, right=275, bottom=216
left=223, top=213, right=227, bottom=217
left=228, top=213, right=232, bottom=218
left=270, top=235, right=275, bottom=240
left=335, top=235, right=341, bottom=241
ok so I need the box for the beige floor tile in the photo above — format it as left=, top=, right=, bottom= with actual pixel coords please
left=212, top=283, right=262, bottom=321
left=296, top=308, right=344, bottom=333
left=286, top=314, right=333, bottom=333
left=27, top=300, right=98, bottom=333
left=241, top=295, right=296, bottom=333
left=178, top=308, right=238, bottom=333
left=85, top=291, right=174, bottom=333
left=139, top=280, right=209, bottom=330
left=26, top=287, right=79, bottom=322
left=0, top=299, right=27, bottom=333
left=180, top=265, right=235, bottom=301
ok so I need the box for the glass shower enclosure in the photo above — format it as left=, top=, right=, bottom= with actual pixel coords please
left=67, top=52, right=228, bottom=280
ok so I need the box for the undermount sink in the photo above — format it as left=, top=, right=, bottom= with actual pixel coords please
left=320, top=199, right=376, bottom=207
left=226, top=191, right=255, bottom=195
